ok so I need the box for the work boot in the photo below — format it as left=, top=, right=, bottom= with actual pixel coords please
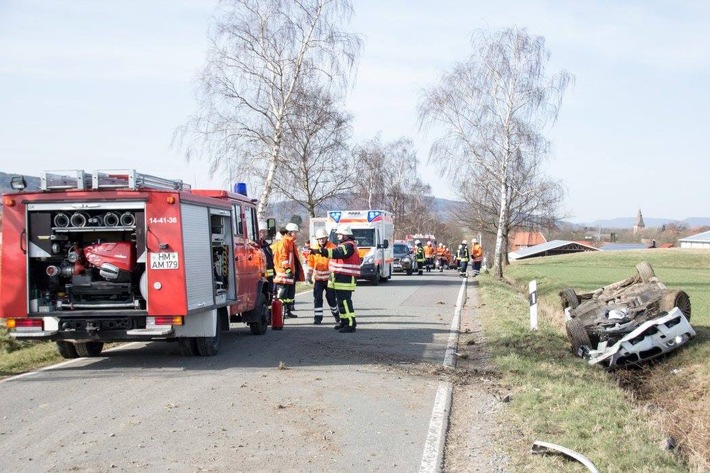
left=285, top=307, right=297, bottom=318
left=334, top=318, right=347, bottom=330
left=313, top=317, right=322, bottom=325
left=339, top=324, right=356, bottom=333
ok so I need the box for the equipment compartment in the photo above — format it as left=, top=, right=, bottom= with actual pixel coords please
left=26, top=203, right=147, bottom=313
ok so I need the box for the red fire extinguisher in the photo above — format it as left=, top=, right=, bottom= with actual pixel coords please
left=271, top=299, right=283, bottom=330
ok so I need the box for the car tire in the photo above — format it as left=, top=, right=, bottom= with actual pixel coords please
left=636, top=262, right=655, bottom=282
left=559, top=287, right=580, bottom=310
left=56, top=341, right=79, bottom=359
left=249, top=293, right=269, bottom=335
left=565, top=318, right=592, bottom=354
left=75, top=341, right=104, bottom=357
left=659, top=289, right=691, bottom=321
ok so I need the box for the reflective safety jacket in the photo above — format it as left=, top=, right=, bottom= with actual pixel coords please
left=259, top=238, right=275, bottom=278
left=436, top=246, right=446, bottom=257
left=457, top=246, right=470, bottom=262
left=424, top=245, right=435, bottom=258
left=273, top=234, right=305, bottom=284
left=322, top=239, right=360, bottom=291
left=471, top=243, right=483, bottom=262
left=415, top=246, right=425, bottom=263
left=307, top=241, right=337, bottom=281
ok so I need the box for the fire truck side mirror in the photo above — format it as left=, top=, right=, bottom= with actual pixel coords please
left=378, top=239, right=389, bottom=249
left=266, top=218, right=277, bottom=239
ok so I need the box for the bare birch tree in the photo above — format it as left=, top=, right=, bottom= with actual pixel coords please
left=175, top=0, right=361, bottom=221
left=353, top=135, right=434, bottom=235
left=418, top=27, right=573, bottom=278
left=273, top=81, right=355, bottom=217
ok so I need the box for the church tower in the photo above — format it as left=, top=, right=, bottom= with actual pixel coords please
left=634, top=209, right=645, bottom=235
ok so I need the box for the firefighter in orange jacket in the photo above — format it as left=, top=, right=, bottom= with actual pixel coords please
left=423, top=241, right=435, bottom=272
left=471, top=238, right=484, bottom=277
left=307, top=228, right=340, bottom=325
left=311, top=224, right=360, bottom=333
left=435, top=243, right=446, bottom=272
left=273, top=222, right=305, bottom=318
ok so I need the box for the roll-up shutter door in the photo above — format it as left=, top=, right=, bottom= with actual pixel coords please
left=181, top=204, right=213, bottom=310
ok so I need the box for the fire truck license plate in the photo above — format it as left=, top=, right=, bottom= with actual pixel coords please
left=150, top=252, right=179, bottom=270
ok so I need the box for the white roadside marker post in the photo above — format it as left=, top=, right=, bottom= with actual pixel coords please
left=529, top=280, right=538, bottom=331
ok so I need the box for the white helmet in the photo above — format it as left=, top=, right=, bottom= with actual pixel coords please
left=315, top=228, right=329, bottom=239
left=472, top=238, right=478, bottom=244
left=285, top=222, right=299, bottom=232
left=415, top=240, right=421, bottom=245
left=461, top=240, right=467, bottom=245
left=427, top=241, right=432, bottom=246
left=335, top=224, right=353, bottom=236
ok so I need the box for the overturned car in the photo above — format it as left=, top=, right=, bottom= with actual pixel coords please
left=559, top=262, right=695, bottom=368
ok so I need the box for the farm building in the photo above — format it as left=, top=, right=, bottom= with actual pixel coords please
left=509, top=240, right=599, bottom=261
left=678, top=231, right=710, bottom=249
left=509, top=231, right=547, bottom=252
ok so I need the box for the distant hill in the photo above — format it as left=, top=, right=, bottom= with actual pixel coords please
left=2, top=172, right=707, bottom=229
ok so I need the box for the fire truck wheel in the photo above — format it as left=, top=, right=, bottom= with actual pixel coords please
left=56, top=341, right=79, bottom=359
left=371, top=268, right=380, bottom=286
left=196, top=314, right=224, bottom=356
left=249, top=293, right=269, bottom=335
left=178, top=338, right=199, bottom=356
left=75, top=341, right=104, bottom=357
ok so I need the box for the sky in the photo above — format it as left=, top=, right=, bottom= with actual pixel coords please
left=1, top=0, right=709, bottom=224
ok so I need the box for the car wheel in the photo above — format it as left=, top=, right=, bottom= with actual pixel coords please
left=75, top=341, right=104, bottom=357
left=56, top=341, right=79, bottom=359
left=178, top=338, right=199, bottom=356
left=636, top=262, right=655, bottom=282
left=565, top=318, right=592, bottom=354
left=196, top=312, right=224, bottom=356
left=249, top=293, right=269, bottom=335
left=659, top=289, right=691, bottom=321
left=559, top=287, right=580, bottom=310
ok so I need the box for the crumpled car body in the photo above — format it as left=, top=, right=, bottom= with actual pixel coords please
left=559, top=262, right=695, bottom=368
left=586, top=307, right=695, bottom=368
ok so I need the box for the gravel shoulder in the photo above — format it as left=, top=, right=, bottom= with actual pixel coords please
left=444, top=280, right=510, bottom=472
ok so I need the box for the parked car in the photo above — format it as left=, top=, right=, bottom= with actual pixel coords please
left=559, top=262, right=694, bottom=368
left=392, top=242, right=417, bottom=275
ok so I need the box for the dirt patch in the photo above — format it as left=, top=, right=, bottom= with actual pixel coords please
left=443, top=282, right=510, bottom=472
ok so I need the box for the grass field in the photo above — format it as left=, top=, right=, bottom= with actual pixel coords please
left=482, top=248, right=709, bottom=471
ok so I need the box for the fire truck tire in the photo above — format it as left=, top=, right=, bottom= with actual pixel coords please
left=371, top=267, right=380, bottom=286
left=249, top=293, right=269, bottom=335
left=75, top=341, right=104, bottom=357
left=56, top=341, right=79, bottom=359
left=178, top=338, right=199, bottom=356
left=196, top=316, right=223, bottom=356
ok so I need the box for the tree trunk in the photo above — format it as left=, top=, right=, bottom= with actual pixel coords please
left=258, top=120, right=284, bottom=222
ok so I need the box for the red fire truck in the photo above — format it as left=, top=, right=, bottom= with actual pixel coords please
left=0, top=170, right=272, bottom=357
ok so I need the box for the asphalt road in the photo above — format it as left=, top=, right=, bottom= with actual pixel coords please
left=0, top=269, right=466, bottom=472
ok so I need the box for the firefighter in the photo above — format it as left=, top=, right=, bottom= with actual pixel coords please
left=414, top=240, right=425, bottom=275
left=311, top=224, right=360, bottom=333
left=457, top=240, right=470, bottom=277
left=301, top=240, right=311, bottom=272
left=436, top=243, right=446, bottom=272
left=471, top=238, right=484, bottom=277
left=424, top=241, right=435, bottom=272
left=307, top=228, right=340, bottom=325
left=258, top=221, right=275, bottom=301
left=273, top=222, right=305, bottom=318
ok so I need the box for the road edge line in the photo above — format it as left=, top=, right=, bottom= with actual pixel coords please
left=419, top=277, right=468, bottom=472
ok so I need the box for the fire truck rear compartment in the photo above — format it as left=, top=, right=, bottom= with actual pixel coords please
left=27, top=205, right=147, bottom=314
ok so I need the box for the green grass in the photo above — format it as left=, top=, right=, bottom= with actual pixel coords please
left=479, top=248, right=710, bottom=471
left=0, top=326, right=62, bottom=378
